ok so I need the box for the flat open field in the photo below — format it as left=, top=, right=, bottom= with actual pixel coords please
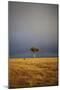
left=8, top=57, right=58, bottom=88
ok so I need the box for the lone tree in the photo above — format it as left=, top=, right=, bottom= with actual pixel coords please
left=30, top=47, right=39, bottom=58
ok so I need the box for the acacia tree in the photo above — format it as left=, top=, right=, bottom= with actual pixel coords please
left=30, top=47, right=39, bottom=58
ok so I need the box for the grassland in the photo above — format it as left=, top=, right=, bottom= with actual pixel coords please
left=8, top=57, right=58, bottom=88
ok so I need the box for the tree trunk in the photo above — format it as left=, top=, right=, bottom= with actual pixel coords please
left=33, top=53, right=36, bottom=58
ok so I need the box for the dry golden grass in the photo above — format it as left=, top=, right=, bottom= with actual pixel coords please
left=8, top=58, right=58, bottom=88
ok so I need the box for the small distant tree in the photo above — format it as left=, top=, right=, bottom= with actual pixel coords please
left=30, top=47, right=39, bottom=58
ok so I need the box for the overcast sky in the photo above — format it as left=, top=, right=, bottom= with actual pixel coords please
left=9, top=2, right=58, bottom=58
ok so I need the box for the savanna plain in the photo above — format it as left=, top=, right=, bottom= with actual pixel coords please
left=9, top=57, right=58, bottom=88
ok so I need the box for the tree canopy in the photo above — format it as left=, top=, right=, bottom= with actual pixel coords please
left=30, top=47, right=39, bottom=53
